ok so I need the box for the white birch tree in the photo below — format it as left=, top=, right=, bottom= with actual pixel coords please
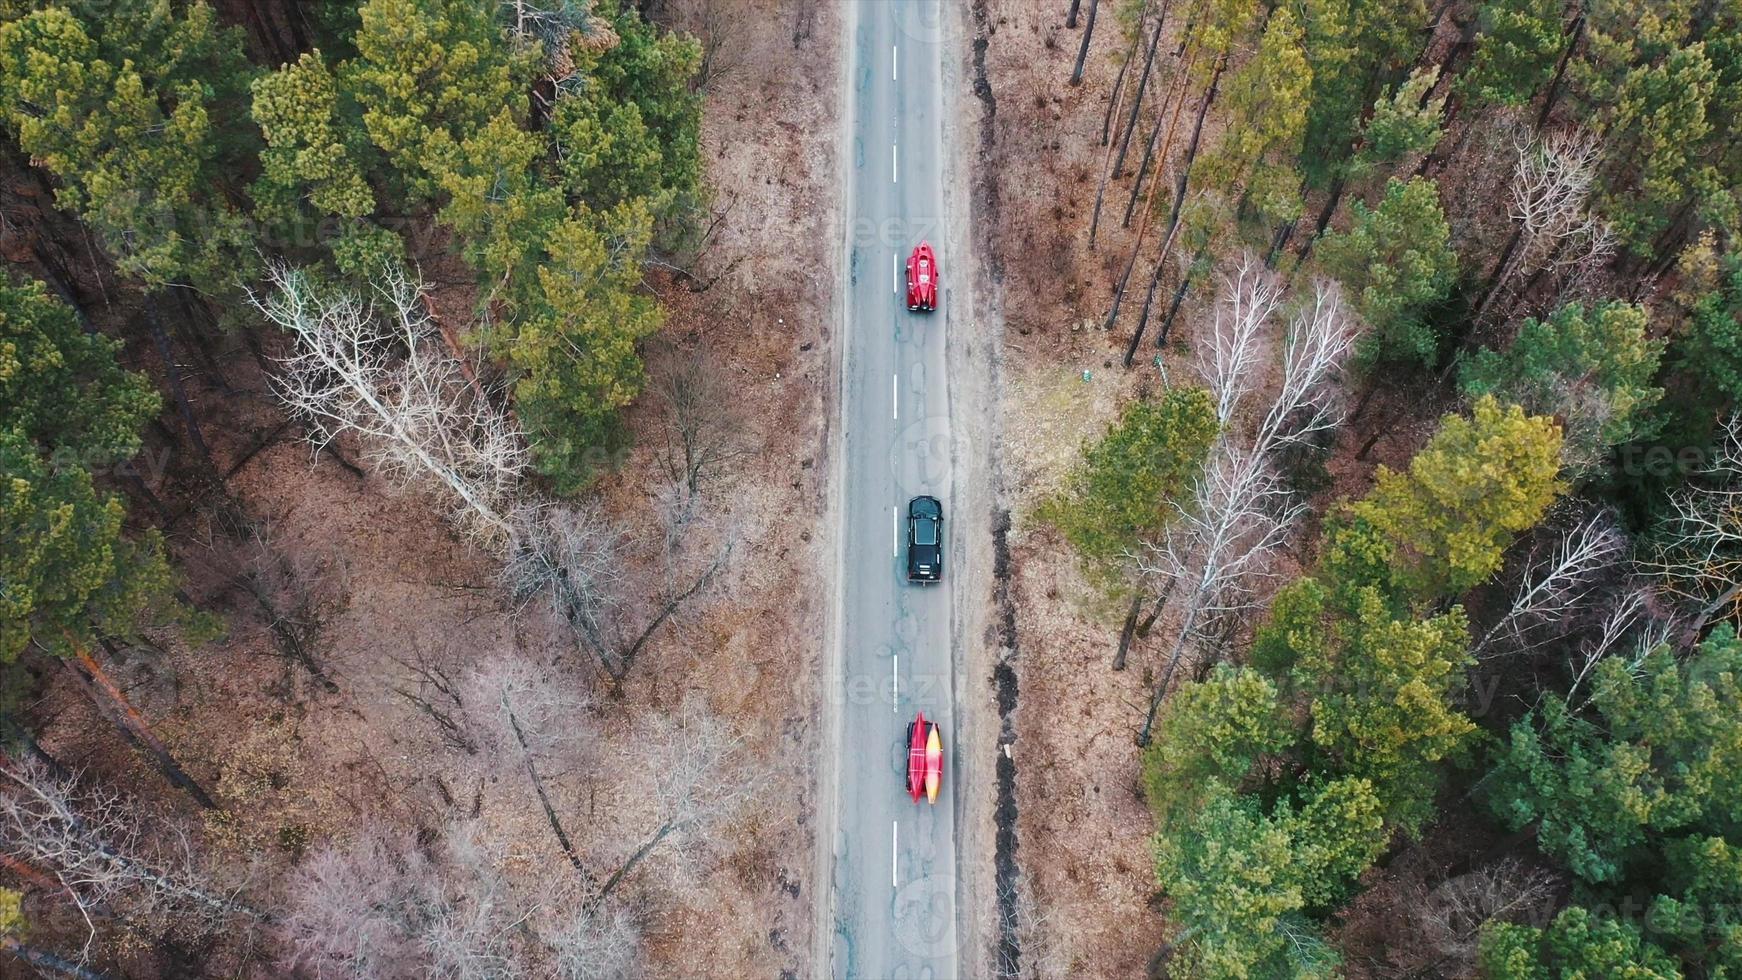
left=1135, top=257, right=1359, bottom=744
left=255, top=262, right=526, bottom=546
left=1472, top=509, right=1625, bottom=660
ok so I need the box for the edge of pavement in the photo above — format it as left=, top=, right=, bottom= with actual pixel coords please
left=810, top=0, right=856, bottom=976
left=941, top=0, right=1006, bottom=975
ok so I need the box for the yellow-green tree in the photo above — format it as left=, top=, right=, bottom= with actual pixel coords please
left=1348, top=396, right=1565, bottom=599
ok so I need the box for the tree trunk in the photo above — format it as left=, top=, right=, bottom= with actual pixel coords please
left=0, top=715, right=69, bottom=780
left=64, top=642, right=219, bottom=810
left=1, top=938, right=109, bottom=980
left=1123, top=52, right=1193, bottom=228
left=594, top=821, right=675, bottom=904
left=1136, top=600, right=1201, bottom=746
left=1296, top=173, right=1347, bottom=263
left=1535, top=3, right=1587, bottom=133
left=1069, top=0, right=1101, bottom=85
left=1112, top=593, right=1144, bottom=671
left=1067, top=0, right=1082, bottom=30
left=1355, top=426, right=1385, bottom=461
left=1349, top=377, right=1381, bottom=424
left=143, top=299, right=217, bottom=480
left=1265, top=220, right=1296, bottom=268
left=1136, top=580, right=1175, bottom=637
left=601, top=548, right=730, bottom=690
left=1100, top=10, right=1146, bottom=145
left=1088, top=2, right=1144, bottom=247
left=1116, top=55, right=1222, bottom=360
left=1154, top=246, right=1206, bottom=348
left=1472, top=222, right=1528, bottom=324
left=1113, top=12, right=1168, bottom=178
left=505, top=704, right=586, bottom=876
left=1103, top=77, right=1177, bottom=330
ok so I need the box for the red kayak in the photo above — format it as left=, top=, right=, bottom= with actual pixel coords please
left=905, top=711, right=944, bottom=804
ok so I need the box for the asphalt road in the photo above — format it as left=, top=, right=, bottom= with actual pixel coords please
left=827, top=0, right=959, bottom=977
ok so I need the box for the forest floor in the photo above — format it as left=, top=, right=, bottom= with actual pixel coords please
left=22, top=0, right=842, bottom=975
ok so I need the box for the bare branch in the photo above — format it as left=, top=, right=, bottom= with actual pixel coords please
left=1131, top=256, right=1360, bottom=743
left=0, top=758, right=262, bottom=965
left=255, top=263, right=526, bottom=546
left=1473, top=510, right=1625, bottom=660
left=1416, top=860, right=1558, bottom=976
left=595, top=705, right=759, bottom=902
left=503, top=503, right=732, bottom=685
left=1642, top=414, right=1742, bottom=629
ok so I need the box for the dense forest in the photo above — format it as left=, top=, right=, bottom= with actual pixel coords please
left=0, top=0, right=785, bottom=975
left=1030, top=0, right=1742, bottom=975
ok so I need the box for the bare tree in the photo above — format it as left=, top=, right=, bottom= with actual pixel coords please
left=1566, top=588, right=1670, bottom=711
left=1415, top=860, right=1557, bottom=977
left=282, top=703, right=748, bottom=975
left=648, top=343, right=750, bottom=517
left=464, top=657, right=594, bottom=875
left=503, top=503, right=731, bottom=687
left=1472, top=509, right=1625, bottom=660
left=1474, top=129, right=1613, bottom=323
left=255, top=263, right=527, bottom=546
left=549, top=903, right=639, bottom=980
left=282, top=820, right=635, bottom=980
left=1643, top=414, right=1742, bottom=632
left=594, top=705, right=760, bottom=903
left=671, top=0, right=746, bottom=91
left=1134, top=261, right=1358, bottom=744
left=0, top=759, right=262, bottom=965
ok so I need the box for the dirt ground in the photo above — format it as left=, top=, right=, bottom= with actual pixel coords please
left=18, top=0, right=842, bottom=976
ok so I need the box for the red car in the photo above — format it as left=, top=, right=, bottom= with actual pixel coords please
left=906, top=242, right=938, bottom=312
left=905, top=711, right=943, bottom=804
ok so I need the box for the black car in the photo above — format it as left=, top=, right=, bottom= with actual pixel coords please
left=907, top=495, right=943, bottom=582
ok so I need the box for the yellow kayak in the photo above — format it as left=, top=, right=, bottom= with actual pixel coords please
left=925, top=725, right=942, bottom=803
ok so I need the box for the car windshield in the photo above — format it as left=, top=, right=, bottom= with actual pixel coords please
left=914, top=517, right=938, bottom=547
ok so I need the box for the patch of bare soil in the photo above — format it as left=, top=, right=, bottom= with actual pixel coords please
left=19, top=0, right=840, bottom=976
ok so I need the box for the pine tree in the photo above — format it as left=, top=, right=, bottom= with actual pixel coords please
left=1480, top=906, right=1681, bottom=979
left=1195, top=3, right=1311, bottom=225
left=0, top=281, right=193, bottom=663
left=1296, top=0, right=1429, bottom=185
left=249, top=47, right=391, bottom=275
left=1317, top=177, right=1458, bottom=370
left=512, top=206, right=664, bottom=491
left=1038, top=386, right=1219, bottom=582
left=1674, top=230, right=1742, bottom=407
left=1140, top=664, right=1288, bottom=822
left=1352, top=66, right=1444, bottom=174
left=1487, top=628, right=1742, bottom=886
left=1462, top=0, right=1567, bottom=107
left=1153, top=789, right=1339, bottom=979
left=1596, top=43, right=1719, bottom=256
left=0, top=431, right=185, bottom=663
left=343, top=0, right=532, bottom=203
left=1347, top=396, right=1565, bottom=598
left=0, top=1, right=258, bottom=294
left=0, top=281, right=158, bottom=467
left=1461, top=301, right=1665, bottom=476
